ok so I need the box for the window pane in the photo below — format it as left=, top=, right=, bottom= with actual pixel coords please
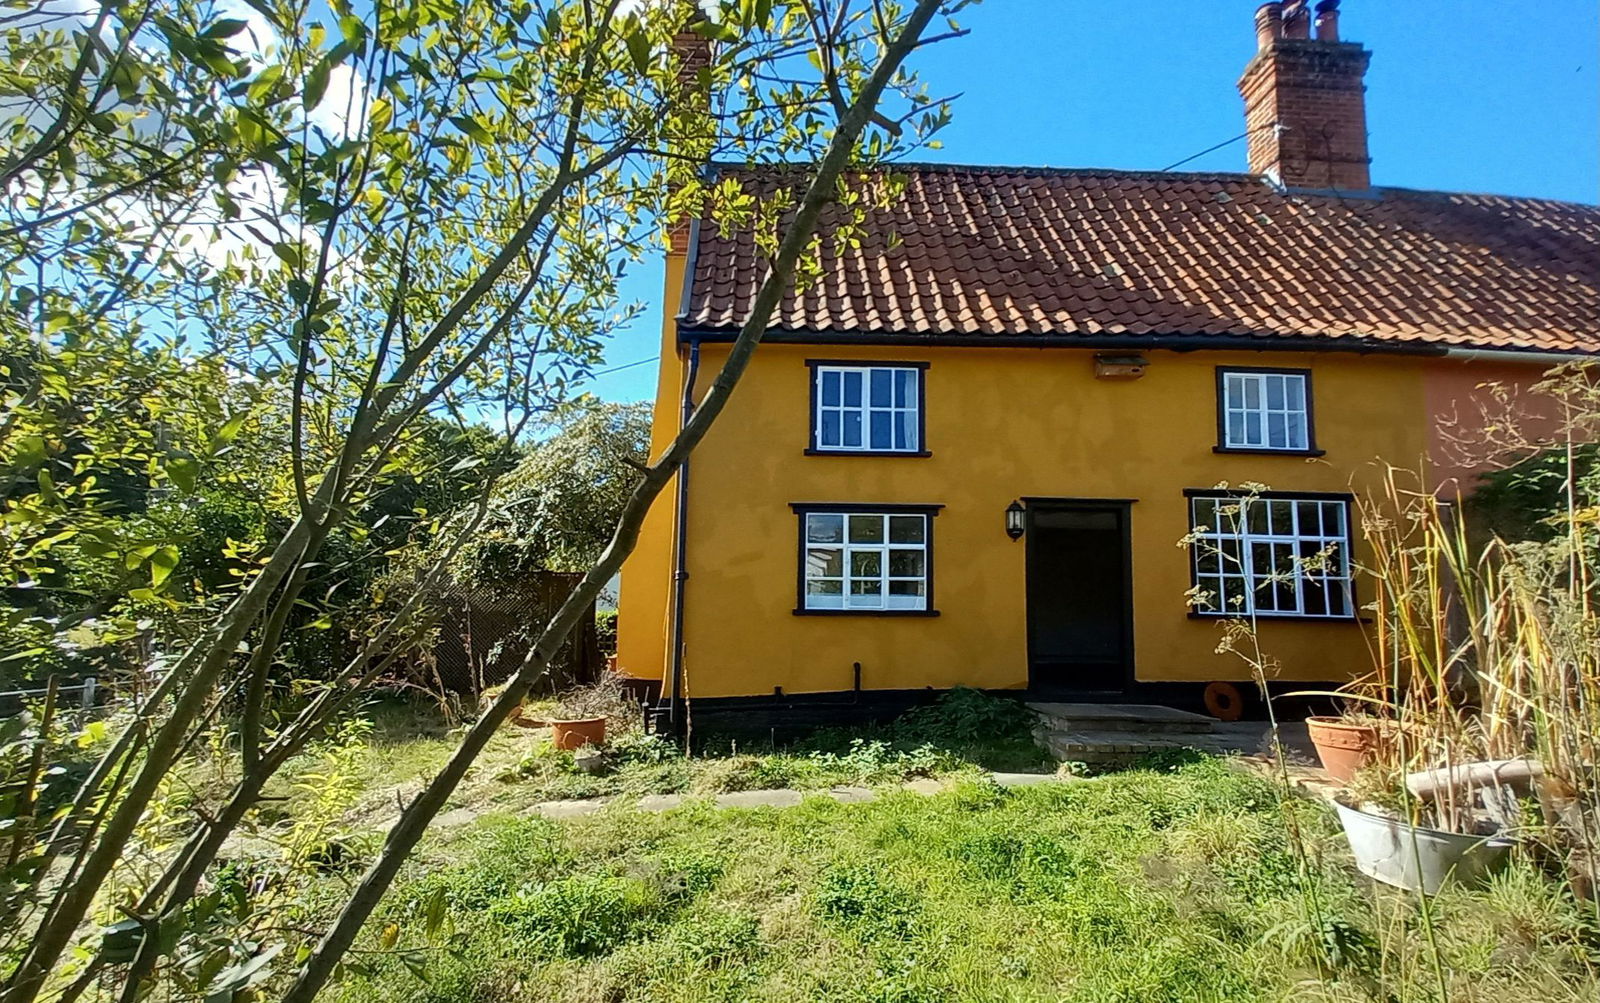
left=1225, top=374, right=1244, bottom=406
left=850, top=551, right=882, bottom=578
left=888, top=580, right=925, bottom=597
left=1297, top=502, right=1321, bottom=535
left=869, top=368, right=891, bottom=405
left=869, top=411, right=892, bottom=449
left=1287, top=413, right=1307, bottom=450
left=1245, top=501, right=1268, bottom=534
left=1219, top=536, right=1243, bottom=569
left=819, top=410, right=841, bottom=447
left=848, top=515, right=884, bottom=543
left=807, top=514, right=843, bottom=543
left=1270, top=577, right=1296, bottom=612
left=1267, top=376, right=1286, bottom=409
left=1329, top=581, right=1351, bottom=616
left=1226, top=412, right=1245, bottom=446
left=888, top=516, right=925, bottom=544
left=1323, top=503, right=1345, bottom=536
left=842, top=410, right=862, bottom=447
left=805, top=548, right=843, bottom=578
left=842, top=371, right=862, bottom=407
left=889, top=550, right=924, bottom=577
left=806, top=585, right=843, bottom=610
left=806, top=579, right=843, bottom=596
left=821, top=370, right=840, bottom=406
left=1267, top=413, right=1288, bottom=448
left=849, top=579, right=882, bottom=596
left=1243, top=377, right=1261, bottom=408
left=1251, top=542, right=1274, bottom=579
left=1191, top=498, right=1217, bottom=530
left=1269, top=500, right=1293, bottom=534
left=1302, top=577, right=1328, bottom=617
left=893, top=411, right=913, bottom=451
left=1245, top=412, right=1262, bottom=444
left=894, top=370, right=913, bottom=407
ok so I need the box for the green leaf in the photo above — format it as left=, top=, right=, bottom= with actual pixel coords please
left=211, top=413, right=248, bottom=452
left=203, top=18, right=250, bottom=39
left=271, top=242, right=304, bottom=270
left=338, top=14, right=368, bottom=50
left=166, top=456, right=199, bottom=493
left=204, top=944, right=282, bottom=997
left=305, top=56, right=332, bottom=111
left=448, top=115, right=493, bottom=144
left=624, top=25, right=651, bottom=75
left=247, top=64, right=284, bottom=104
left=149, top=546, right=180, bottom=588
left=424, top=886, right=448, bottom=939
left=368, top=97, right=393, bottom=133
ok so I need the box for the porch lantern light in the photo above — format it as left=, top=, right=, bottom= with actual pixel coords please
left=1005, top=500, right=1026, bottom=541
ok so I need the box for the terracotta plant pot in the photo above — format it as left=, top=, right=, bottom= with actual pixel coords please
left=1306, top=715, right=1382, bottom=783
left=549, top=716, right=606, bottom=750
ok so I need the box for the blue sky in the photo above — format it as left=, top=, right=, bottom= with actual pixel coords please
left=582, top=0, right=1600, bottom=404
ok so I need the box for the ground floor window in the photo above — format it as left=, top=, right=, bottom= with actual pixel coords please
left=1186, top=492, right=1354, bottom=619
left=791, top=504, right=940, bottom=614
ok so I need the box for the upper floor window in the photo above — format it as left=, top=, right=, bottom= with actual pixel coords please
left=1216, top=367, right=1320, bottom=454
left=1187, top=492, right=1354, bottom=619
left=808, top=361, right=928, bottom=455
left=793, top=504, right=940, bottom=615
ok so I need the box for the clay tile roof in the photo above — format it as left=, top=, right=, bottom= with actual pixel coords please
left=679, top=163, right=1600, bottom=354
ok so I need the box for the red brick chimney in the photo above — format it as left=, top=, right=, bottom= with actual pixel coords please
left=667, top=18, right=714, bottom=254
left=1237, top=1, right=1372, bottom=191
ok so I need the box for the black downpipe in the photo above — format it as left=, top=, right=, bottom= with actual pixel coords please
left=667, top=340, right=701, bottom=729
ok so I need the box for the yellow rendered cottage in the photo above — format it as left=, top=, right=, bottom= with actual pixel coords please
left=617, top=3, right=1600, bottom=730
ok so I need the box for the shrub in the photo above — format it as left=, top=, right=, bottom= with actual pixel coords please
left=813, top=864, right=921, bottom=941
left=891, top=687, right=1034, bottom=746
left=594, top=608, right=618, bottom=656
left=487, top=873, right=665, bottom=958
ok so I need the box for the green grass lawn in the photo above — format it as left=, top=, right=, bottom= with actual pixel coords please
left=326, top=755, right=1599, bottom=1003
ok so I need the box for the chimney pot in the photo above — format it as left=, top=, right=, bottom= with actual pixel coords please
left=1253, top=3, right=1284, bottom=50
left=1282, top=0, right=1311, bottom=39
left=1314, top=0, right=1340, bottom=41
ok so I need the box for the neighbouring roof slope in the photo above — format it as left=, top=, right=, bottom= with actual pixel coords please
left=680, top=164, right=1600, bottom=353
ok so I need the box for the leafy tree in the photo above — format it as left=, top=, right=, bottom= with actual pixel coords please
left=460, top=400, right=650, bottom=579
left=0, top=0, right=972, bottom=998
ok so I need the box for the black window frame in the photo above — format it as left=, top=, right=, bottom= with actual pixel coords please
left=805, top=359, right=932, bottom=457
left=1183, top=488, right=1359, bottom=622
left=1213, top=365, right=1325, bottom=457
left=790, top=502, right=942, bottom=617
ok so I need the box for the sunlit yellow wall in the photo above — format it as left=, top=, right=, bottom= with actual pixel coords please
left=612, top=249, right=687, bottom=685
left=631, top=343, right=1444, bottom=699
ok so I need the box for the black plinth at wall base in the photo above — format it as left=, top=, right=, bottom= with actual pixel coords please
left=644, top=681, right=1347, bottom=739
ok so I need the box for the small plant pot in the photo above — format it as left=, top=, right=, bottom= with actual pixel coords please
left=1306, top=715, right=1381, bottom=783
left=549, top=716, right=606, bottom=750
left=1334, top=801, right=1514, bottom=895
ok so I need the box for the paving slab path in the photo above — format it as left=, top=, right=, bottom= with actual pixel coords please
left=431, top=770, right=1077, bottom=827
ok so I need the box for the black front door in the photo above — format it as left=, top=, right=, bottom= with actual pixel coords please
left=1025, top=501, right=1133, bottom=695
